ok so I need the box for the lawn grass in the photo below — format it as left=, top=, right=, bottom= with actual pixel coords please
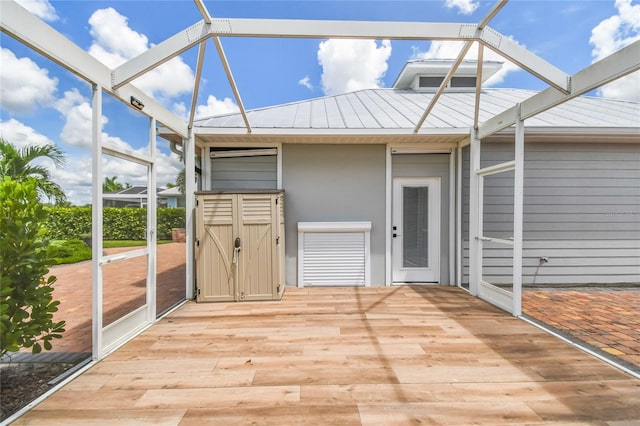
left=103, top=240, right=171, bottom=248
left=49, top=239, right=172, bottom=265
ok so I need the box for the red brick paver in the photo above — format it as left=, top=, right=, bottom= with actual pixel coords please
left=523, top=288, right=640, bottom=370
left=44, top=242, right=186, bottom=354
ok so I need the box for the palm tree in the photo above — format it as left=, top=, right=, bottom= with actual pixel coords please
left=0, top=138, right=67, bottom=204
left=103, top=176, right=125, bottom=193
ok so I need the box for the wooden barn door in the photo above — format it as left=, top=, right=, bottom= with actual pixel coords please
left=237, top=194, right=276, bottom=301
left=196, top=194, right=236, bottom=302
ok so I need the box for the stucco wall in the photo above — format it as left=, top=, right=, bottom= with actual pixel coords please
left=282, top=144, right=386, bottom=286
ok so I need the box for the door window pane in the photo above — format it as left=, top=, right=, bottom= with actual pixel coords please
left=403, top=186, right=429, bottom=268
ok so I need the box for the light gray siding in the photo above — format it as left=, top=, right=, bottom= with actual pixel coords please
left=211, top=155, right=277, bottom=190
left=392, top=153, right=451, bottom=284
left=282, top=144, right=386, bottom=286
left=462, top=142, right=640, bottom=285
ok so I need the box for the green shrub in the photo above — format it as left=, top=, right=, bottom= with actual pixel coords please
left=0, top=177, right=66, bottom=356
left=44, top=206, right=91, bottom=240
left=48, top=239, right=92, bottom=265
left=45, top=207, right=185, bottom=240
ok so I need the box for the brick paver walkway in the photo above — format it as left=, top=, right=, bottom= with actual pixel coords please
left=523, top=288, right=640, bottom=372
left=43, top=242, right=186, bottom=354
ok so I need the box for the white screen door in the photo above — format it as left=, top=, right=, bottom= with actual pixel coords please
left=392, top=177, right=440, bottom=283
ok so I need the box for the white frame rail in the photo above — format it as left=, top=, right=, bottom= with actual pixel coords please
left=469, top=106, right=524, bottom=316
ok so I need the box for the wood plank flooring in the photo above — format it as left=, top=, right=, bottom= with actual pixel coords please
left=14, top=286, right=640, bottom=425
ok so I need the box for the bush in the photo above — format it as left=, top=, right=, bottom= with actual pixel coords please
left=0, top=177, right=66, bottom=356
left=44, top=206, right=91, bottom=240
left=48, top=239, right=92, bottom=265
left=45, top=207, right=185, bottom=240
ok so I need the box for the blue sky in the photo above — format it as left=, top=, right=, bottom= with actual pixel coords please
left=1, top=0, right=639, bottom=205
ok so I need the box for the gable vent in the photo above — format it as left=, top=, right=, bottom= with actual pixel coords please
left=297, top=222, right=371, bottom=287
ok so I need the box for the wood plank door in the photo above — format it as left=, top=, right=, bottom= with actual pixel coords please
left=237, top=194, right=276, bottom=301
left=196, top=194, right=236, bottom=302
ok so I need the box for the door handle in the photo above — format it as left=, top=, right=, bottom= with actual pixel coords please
left=233, top=237, right=241, bottom=264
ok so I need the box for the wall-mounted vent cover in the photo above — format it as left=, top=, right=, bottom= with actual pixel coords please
left=297, top=222, right=371, bottom=287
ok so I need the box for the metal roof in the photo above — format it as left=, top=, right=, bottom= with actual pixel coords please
left=4, top=0, right=639, bottom=145
left=193, top=88, right=640, bottom=137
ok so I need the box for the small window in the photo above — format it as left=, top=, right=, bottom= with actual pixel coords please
left=451, top=77, right=477, bottom=87
left=419, top=76, right=445, bottom=88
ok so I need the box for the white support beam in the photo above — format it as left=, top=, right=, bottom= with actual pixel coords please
left=477, top=160, right=515, bottom=176
left=193, top=0, right=212, bottom=24
left=0, top=1, right=188, bottom=138
left=212, top=37, right=252, bottom=133
left=512, top=105, right=524, bottom=317
left=147, top=117, right=157, bottom=322
left=478, top=0, right=509, bottom=29
left=112, top=20, right=211, bottom=89
left=110, top=19, right=467, bottom=90
left=455, top=145, right=463, bottom=287
left=473, top=44, right=484, bottom=130
left=479, top=40, right=640, bottom=139
left=215, top=18, right=467, bottom=39
left=479, top=27, right=570, bottom=93
left=91, top=84, right=103, bottom=361
left=468, top=130, right=481, bottom=296
left=414, top=40, right=474, bottom=133
left=188, top=42, right=207, bottom=130
left=185, top=132, right=196, bottom=300
left=476, top=236, right=513, bottom=246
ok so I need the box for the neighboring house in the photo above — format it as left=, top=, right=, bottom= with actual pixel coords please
left=181, top=59, right=639, bottom=288
left=103, top=186, right=181, bottom=208
left=158, top=186, right=185, bottom=208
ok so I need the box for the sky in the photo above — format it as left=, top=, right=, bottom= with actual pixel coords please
left=1, top=0, right=639, bottom=205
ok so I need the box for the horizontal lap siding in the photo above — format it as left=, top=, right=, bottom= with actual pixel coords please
left=211, top=156, right=277, bottom=190
left=462, top=142, right=640, bottom=285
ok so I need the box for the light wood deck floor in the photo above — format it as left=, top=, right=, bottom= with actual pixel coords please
left=15, top=286, right=640, bottom=425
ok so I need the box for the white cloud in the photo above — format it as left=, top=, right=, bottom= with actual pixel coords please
left=0, top=118, right=54, bottom=148
left=445, top=0, right=479, bottom=15
left=412, top=40, right=520, bottom=86
left=55, top=89, right=95, bottom=148
left=590, top=0, right=640, bottom=101
left=49, top=158, right=92, bottom=206
left=15, top=0, right=58, bottom=22
left=299, top=76, right=313, bottom=90
left=317, top=39, right=392, bottom=95
left=0, top=48, right=58, bottom=114
left=48, top=88, right=184, bottom=205
left=87, top=8, right=194, bottom=101
left=172, top=102, right=188, bottom=121
left=195, top=95, right=240, bottom=118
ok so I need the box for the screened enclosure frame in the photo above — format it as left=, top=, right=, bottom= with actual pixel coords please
left=2, top=0, right=639, bottom=359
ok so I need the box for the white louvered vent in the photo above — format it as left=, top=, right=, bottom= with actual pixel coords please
left=298, top=222, right=371, bottom=287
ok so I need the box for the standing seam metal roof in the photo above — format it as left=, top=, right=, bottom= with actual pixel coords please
left=193, top=88, right=640, bottom=131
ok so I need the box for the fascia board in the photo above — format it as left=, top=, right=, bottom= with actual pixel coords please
left=0, top=1, right=188, bottom=138
left=479, top=40, right=640, bottom=139
left=192, top=127, right=470, bottom=136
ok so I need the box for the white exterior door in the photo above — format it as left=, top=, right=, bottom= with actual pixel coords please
left=392, top=177, right=440, bottom=283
